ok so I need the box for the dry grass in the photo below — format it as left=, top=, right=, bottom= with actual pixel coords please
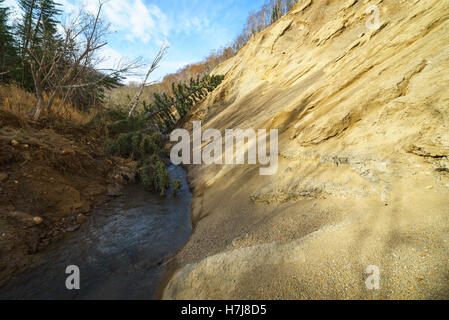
left=106, top=82, right=167, bottom=109
left=0, top=84, right=97, bottom=125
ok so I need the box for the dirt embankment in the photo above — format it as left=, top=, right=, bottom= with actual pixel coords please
left=0, top=110, right=136, bottom=286
left=163, top=0, right=449, bottom=299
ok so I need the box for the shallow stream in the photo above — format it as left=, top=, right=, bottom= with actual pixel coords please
left=0, top=165, right=192, bottom=300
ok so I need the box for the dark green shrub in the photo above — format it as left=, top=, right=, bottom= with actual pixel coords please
left=106, top=116, right=146, bottom=135
left=115, top=132, right=134, bottom=157
left=103, top=138, right=117, bottom=156
left=98, top=74, right=224, bottom=196
left=105, top=130, right=166, bottom=160
left=140, top=133, right=162, bottom=156
left=140, top=155, right=170, bottom=196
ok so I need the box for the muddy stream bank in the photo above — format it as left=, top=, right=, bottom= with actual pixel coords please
left=0, top=165, right=192, bottom=300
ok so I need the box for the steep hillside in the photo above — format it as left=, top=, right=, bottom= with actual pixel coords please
left=164, top=0, right=449, bottom=299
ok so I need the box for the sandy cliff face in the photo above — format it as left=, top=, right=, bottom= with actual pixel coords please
left=164, top=0, right=449, bottom=299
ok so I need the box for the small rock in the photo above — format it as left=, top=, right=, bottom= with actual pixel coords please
left=426, top=186, right=433, bottom=190
left=10, top=139, right=20, bottom=147
left=76, top=213, right=87, bottom=225
left=7, top=211, right=42, bottom=226
left=1, top=233, right=5, bottom=237
left=61, top=148, right=75, bottom=156
left=107, top=184, right=123, bottom=197
left=33, top=217, right=43, bottom=225
left=66, top=225, right=80, bottom=233
left=0, top=172, right=8, bottom=183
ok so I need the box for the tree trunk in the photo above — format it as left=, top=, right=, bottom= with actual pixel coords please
left=31, top=62, right=44, bottom=121
left=128, top=45, right=168, bottom=118
left=33, top=93, right=43, bottom=121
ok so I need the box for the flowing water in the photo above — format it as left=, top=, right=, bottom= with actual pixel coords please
left=0, top=165, right=192, bottom=300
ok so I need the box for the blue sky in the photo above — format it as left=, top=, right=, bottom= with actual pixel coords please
left=5, top=0, right=267, bottom=83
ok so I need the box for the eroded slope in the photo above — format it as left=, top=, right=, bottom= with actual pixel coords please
left=164, top=0, right=449, bottom=299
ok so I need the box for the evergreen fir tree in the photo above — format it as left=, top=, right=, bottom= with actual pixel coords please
left=17, top=0, right=62, bottom=89
left=17, top=0, right=62, bottom=52
left=39, top=0, right=62, bottom=40
left=146, top=74, right=224, bottom=133
left=0, top=0, right=18, bottom=83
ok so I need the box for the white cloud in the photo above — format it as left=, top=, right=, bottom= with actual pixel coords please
left=97, top=46, right=126, bottom=70
left=58, top=0, right=78, bottom=15
left=3, top=0, right=20, bottom=20
left=2, top=0, right=229, bottom=83
left=79, top=0, right=169, bottom=44
left=181, top=16, right=210, bottom=34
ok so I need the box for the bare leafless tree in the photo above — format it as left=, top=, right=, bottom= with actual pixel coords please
left=22, top=1, right=141, bottom=120
left=127, top=43, right=169, bottom=118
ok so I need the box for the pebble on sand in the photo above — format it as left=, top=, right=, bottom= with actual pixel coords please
left=76, top=213, right=88, bottom=225
left=33, top=217, right=43, bottom=225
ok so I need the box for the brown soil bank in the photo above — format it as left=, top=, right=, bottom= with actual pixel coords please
left=0, top=110, right=135, bottom=286
left=163, top=0, right=449, bottom=299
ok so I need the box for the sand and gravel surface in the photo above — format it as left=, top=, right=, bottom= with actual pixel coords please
left=163, top=0, right=449, bottom=299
